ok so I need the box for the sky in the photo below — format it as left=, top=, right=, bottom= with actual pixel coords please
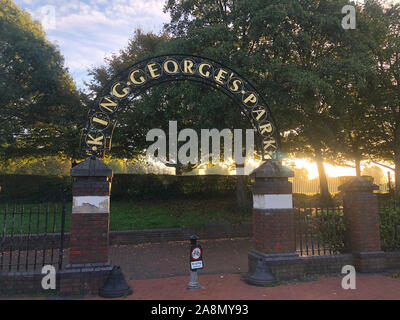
left=15, top=0, right=399, bottom=90
left=15, top=0, right=170, bottom=89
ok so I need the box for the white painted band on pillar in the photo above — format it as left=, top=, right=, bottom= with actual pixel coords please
left=253, top=194, right=293, bottom=210
left=72, top=196, right=110, bottom=214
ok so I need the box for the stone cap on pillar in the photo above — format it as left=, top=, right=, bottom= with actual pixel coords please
left=71, top=156, right=113, bottom=178
left=250, top=161, right=294, bottom=179
left=338, top=177, right=378, bottom=193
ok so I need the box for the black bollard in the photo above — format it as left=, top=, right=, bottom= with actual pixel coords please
left=99, top=266, right=133, bottom=298
left=245, top=258, right=275, bottom=286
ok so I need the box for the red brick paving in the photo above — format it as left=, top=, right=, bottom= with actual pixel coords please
left=91, top=273, right=400, bottom=300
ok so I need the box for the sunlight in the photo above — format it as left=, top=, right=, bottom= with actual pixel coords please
left=291, top=158, right=393, bottom=180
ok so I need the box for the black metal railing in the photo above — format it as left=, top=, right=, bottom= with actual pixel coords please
left=294, top=206, right=348, bottom=256
left=0, top=203, right=68, bottom=273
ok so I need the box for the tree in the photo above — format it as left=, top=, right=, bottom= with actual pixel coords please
left=362, top=1, right=400, bottom=200
left=164, top=0, right=376, bottom=204
left=362, top=165, right=386, bottom=184
left=0, top=0, right=83, bottom=164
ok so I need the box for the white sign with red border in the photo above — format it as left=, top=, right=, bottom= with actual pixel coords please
left=191, top=246, right=202, bottom=260
left=190, top=246, right=203, bottom=270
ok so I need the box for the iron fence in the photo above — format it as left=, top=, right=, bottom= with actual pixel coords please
left=294, top=206, right=348, bottom=256
left=289, top=177, right=391, bottom=194
left=0, top=203, right=68, bottom=273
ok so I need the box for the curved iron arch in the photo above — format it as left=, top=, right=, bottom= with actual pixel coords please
left=83, top=54, right=281, bottom=161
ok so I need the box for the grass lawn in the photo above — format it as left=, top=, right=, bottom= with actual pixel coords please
left=110, top=199, right=251, bottom=230
left=0, top=199, right=251, bottom=234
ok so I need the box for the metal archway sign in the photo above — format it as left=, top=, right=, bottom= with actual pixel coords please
left=83, top=54, right=281, bottom=161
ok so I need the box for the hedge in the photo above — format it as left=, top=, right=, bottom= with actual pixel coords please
left=0, top=175, right=72, bottom=203
left=0, top=174, right=252, bottom=203
left=1, top=174, right=390, bottom=205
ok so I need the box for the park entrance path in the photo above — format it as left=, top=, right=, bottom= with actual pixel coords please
left=109, top=238, right=252, bottom=280
left=105, top=237, right=400, bottom=300
left=92, top=273, right=400, bottom=300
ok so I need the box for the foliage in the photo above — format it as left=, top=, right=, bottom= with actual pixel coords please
left=360, top=1, right=400, bottom=198
left=0, top=174, right=72, bottom=203
left=0, top=0, right=84, bottom=162
left=0, top=173, right=253, bottom=203
left=379, top=205, right=400, bottom=252
left=163, top=0, right=381, bottom=203
left=0, top=156, right=71, bottom=175
left=362, top=165, right=387, bottom=184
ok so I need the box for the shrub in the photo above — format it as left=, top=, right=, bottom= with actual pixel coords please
left=379, top=206, right=400, bottom=252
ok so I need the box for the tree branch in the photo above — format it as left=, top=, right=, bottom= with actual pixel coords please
left=370, top=159, right=395, bottom=171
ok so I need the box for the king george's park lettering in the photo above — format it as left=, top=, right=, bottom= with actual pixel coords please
left=84, top=55, right=280, bottom=161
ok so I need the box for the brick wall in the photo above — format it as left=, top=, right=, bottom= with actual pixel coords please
left=69, top=213, right=109, bottom=264
left=0, top=266, right=112, bottom=296
left=252, top=209, right=295, bottom=254
left=343, top=192, right=382, bottom=253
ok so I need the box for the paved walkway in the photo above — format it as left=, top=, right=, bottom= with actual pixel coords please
left=3, top=238, right=400, bottom=300
left=102, top=238, right=400, bottom=300
left=109, top=238, right=252, bottom=280
left=94, top=273, right=400, bottom=300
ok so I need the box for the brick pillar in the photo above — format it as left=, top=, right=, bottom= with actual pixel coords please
left=247, top=161, right=303, bottom=285
left=60, top=156, right=112, bottom=295
left=339, top=177, right=386, bottom=272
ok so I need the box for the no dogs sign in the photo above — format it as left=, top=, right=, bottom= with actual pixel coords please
left=190, top=246, right=203, bottom=270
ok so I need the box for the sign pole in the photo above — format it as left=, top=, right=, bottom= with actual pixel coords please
left=187, top=270, right=201, bottom=290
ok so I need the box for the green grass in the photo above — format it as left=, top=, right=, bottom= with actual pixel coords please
left=109, top=199, right=251, bottom=230
left=0, top=199, right=251, bottom=235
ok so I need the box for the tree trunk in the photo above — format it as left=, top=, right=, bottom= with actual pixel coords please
left=315, top=149, right=333, bottom=206
left=236, top=164, right=248, bottom=215
left=355, top=157, right=361, bottom=177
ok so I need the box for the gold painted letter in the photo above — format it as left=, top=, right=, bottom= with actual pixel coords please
left=163, top=59, right=179, bottom=74
left=182, top=59, right=196, bottom=74
left=111, top=82, right=130, bottom=99
left=243, top=92, right=258, bottom=106
left=198, top=63, right=212, bottom=78
left=99, top=97, right=118, bottom=113
left=147, top=63, right=161, bottom=78
left=129, top=69, right=146, bottom=85
left=215, top=69, right=228, bottom=85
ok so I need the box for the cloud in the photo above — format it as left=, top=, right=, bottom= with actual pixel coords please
left=15, top=0, right=170, bottom=89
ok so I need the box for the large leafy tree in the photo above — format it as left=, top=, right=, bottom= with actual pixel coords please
left=325, top=0, right=386, bottom=177
left=0, top=0, right=83, bottom=163
left=363, top=1, right=400, bottom=199
left=163, top=0, right=377, bottom=204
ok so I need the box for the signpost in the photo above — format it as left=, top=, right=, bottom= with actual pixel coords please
left=187, top=235, right=203, bottom=290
